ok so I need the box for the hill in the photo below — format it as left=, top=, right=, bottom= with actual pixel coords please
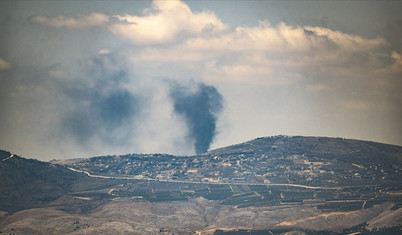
left=1, top=136, right=401, bottom=234
left=208, top=136, right=402, bottom=162
left=0, top=150, right=85, bottom=213
left=63, top=136, right=402, bottom=187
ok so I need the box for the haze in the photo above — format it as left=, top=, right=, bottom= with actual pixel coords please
left=0, top=0, right=401, bottom=160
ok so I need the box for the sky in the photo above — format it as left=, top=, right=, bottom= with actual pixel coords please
left=0, top=0, right=401, bottom=161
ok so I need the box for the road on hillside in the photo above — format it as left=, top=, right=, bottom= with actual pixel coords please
left=67, top=167, right=344, bottom=190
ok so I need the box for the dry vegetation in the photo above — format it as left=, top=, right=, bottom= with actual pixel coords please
left=0, top=198, right=400, bottom=234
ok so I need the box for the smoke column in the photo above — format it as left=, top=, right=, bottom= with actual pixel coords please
left=170, top=83, right=223, bottom=154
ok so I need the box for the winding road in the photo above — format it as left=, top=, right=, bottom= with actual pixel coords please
left=67, top=167, right=343, bottom=190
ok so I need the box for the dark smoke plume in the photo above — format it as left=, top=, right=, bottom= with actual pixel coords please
left=170, top=83, right=223, bottom=154
left=61, top=54, right=139, bottom=145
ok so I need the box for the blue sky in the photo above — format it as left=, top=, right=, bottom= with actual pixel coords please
left=0, top=0, right=401, bottom=160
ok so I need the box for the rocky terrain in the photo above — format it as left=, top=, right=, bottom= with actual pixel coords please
left=1, top=136, right=402, bottom=234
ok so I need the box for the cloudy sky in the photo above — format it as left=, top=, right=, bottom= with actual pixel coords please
left=0, top=0, right=401, bottom=160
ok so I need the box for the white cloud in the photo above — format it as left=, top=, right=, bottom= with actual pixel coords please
left=29, top=13, right=109, bottom=28
left=116, top=12, right=390, bottom=85
left=0, top=58, right=11, bottom=70
left=110, top=0, right=228, bottom=44
left=182, top=21, right=299, bottom=52
left=181, top=20, right=388, bottom=53
left=303, top=26, right=388, bottom=52
left=24, top=1, right=395, bottom=88
left=29, top=1, right=389, bottom=76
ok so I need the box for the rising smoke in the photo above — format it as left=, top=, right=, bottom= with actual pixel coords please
left=0, top=50, right=225, bottom=159
left=61, top=54, right=140, bottom=146
left=170, top=83, right=223, bottom=154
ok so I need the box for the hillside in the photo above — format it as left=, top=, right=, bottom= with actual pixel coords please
left=63, top=136, right=402, bottom=187
left=0, top=150, right=85, bottom=213
left=208, top=136, right=402, bottom=162
left=1, top=136, right=401, bottom=234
